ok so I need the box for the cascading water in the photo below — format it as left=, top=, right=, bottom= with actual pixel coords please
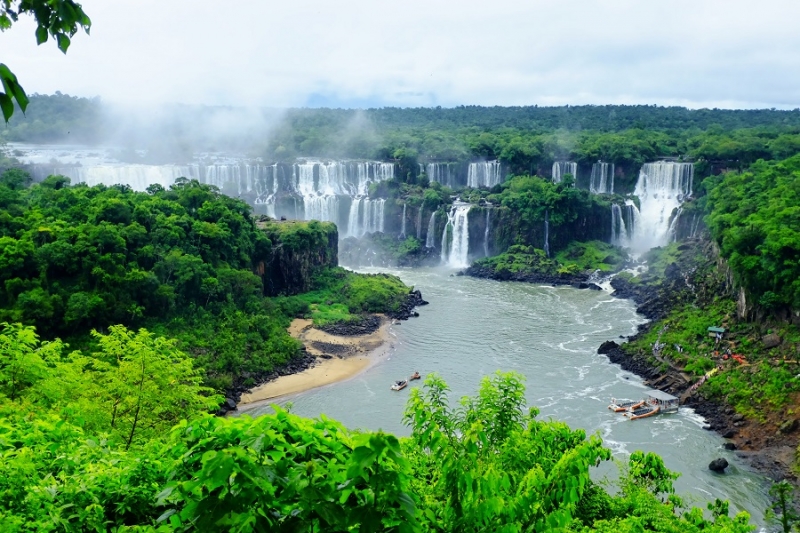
left=467, top=161, right=503, bottom=188
left=628, top=162, right=693, bottom=252
left=416, top=207, right=423, bottom=240
left=293, top=160, right=393, bottom=230
left=400, top=203, right=407, bottom=238
left=425, top=162, right=460, bottom=188
left=552, top=161, right=577, bottom=184
left=483, top=209, right=491, bottom=257
left=611, top=201, right=642, bottom=248
left=441, top=203, right=471, bottom=268
left=544, top=209, right=550, bottom=258
left=346, top=198, right=386, bottom=238
left=667, top=207, right=683, bottom=243
left=425, top=212, right=437, bottom=248
left=589, top=162, right=614, bottom=194
left=611, top=204, right=628, bottom=246
left=38, top=158, right=394, bottom=231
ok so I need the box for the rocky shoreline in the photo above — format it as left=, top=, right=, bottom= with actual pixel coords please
left=218, top=288, right=427, bottom=415
left=598, top=247, right=799, bottom=483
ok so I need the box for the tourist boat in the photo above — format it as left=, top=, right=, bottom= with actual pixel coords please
left=391, top=380, right=408, bottom=391
left=608, top=398, right=644, bottom=412
left=409, top=371, right=421, bottom=381
left=624, top=390, right=680, bottom=420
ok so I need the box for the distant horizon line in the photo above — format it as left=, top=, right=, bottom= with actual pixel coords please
left=21, top=92, right=800, bottom=113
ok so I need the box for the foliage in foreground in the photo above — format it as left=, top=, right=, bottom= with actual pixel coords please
left=0, top=332, right=759, bottom=533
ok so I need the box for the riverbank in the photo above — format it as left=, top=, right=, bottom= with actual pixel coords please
left=238, top=316, right=394, bottom=405
left=599, top=239, right=800, bottom=483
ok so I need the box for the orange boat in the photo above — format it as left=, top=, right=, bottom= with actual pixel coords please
left=409, top=371, right=421, bottom=381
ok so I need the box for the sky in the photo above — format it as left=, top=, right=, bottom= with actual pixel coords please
left=4, top=0, right=800, bottom=110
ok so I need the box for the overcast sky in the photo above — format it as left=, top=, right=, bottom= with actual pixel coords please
left=4, top=0, right=800, bottom=109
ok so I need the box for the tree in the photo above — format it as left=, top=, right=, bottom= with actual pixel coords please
left=403, top=371, right=611, bottom=532
left=91, top=326, right=220, bottom=449
left=0, top=322, right=59, bottom=400
left=0, top=0, right=91, bottom=122
left=766, top=480, right=800, bottom=533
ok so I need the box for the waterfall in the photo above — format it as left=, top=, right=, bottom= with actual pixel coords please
left=667, top=207, right=683, bottom=242
left=552, top=161, right=577, bottom=184
left=426, top=162, right=459, bottom=188
left=589, top=162, right=615, bottom=194
left=345, top=198, right=385, bottom=238
left=483, top=209, right=491, bottom=257
left=612, top=200, right=643, bottom=248
left=441, top=203, right=471, bottom=268
left=690, top=214, right=702, bottom=238
left=611, top=204, right=628, bottom=246
left=39, top=159, right=394, bottom=229
left=416, top=207, right=423, bottom=240
left=629, top=161, right=693, bottom=252
left=400, top=202, right=407, bottom=238
left=467, top=161, right=503, bottom=188
left=425, top=212, right=437, bottom=248
left=544, top=209, right=550, bottom=258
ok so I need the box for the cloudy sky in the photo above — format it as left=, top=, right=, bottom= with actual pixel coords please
left=4, top=0, right=800, bottom=109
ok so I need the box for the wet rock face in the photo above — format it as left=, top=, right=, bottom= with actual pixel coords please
left=389, top=289, right=428, bottom=320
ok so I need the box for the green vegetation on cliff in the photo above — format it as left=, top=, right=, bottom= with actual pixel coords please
left=705, top=154, right=800, bottom=312
left=0, top=170, right=411, bottom=393
left=471, top=241, right=625, bottom=280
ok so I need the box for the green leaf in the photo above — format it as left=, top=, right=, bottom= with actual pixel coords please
left=57, top=33, right=71, bottom=54
left=0, top=92, right=13, bottom=122
left=36, top=26, right=48, bottom=45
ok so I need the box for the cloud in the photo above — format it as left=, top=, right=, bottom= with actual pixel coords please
left=3, top=0, right=799, bottom=109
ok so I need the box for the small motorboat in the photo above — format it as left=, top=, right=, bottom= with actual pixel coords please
left=391, top=380, right=408, bottom=391
left=409, top=371, right=421, bottom=381
left=608, top=398, right=644, bottom=412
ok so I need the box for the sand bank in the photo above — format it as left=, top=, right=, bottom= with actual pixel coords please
left=238, top=316, right=392, bottom=405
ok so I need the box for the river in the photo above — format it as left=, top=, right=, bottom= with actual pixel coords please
left=241, top=266, right=773, bottom=525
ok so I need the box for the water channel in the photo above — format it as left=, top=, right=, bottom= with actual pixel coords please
left=241, top=266, right=772, bottom=525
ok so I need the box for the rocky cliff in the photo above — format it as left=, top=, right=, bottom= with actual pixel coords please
left=257, top=219, right=338, bottom=296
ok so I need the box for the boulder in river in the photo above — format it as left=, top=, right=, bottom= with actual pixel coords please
left=597, top=340, right=619, bottom=354
left=709, top=458, right=729, bottom=472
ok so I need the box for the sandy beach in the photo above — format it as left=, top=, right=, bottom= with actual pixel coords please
left=238, top=316, right=392, bottom=405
